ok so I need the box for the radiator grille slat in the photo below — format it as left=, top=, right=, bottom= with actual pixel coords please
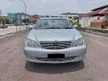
left=40, top=41, right=72, bottom=49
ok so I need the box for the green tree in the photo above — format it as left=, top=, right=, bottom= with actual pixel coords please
left=3, top=16, right=10, bottom=24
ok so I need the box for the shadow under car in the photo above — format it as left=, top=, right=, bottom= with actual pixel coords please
left=25, top=61, right=85, bottom=74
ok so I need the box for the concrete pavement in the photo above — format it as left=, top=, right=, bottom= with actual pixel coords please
left=0, top=26, right=27, bottom=36
left=0, top=31, right=108, bottom=81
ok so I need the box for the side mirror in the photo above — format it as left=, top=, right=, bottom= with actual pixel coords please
left=73, top=25, right=77, bottom=28
left=29, top=24, right=35, bottom=29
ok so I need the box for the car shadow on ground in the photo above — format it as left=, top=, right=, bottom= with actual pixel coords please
left=25, top=61, right=85, bottom=74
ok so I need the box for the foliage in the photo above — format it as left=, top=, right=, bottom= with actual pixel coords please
left=3, top=16, right=10, bottom=24
left=104, top=21, right=108, bottom=27
left=70, top=19, right=81, bottom=27
left=0, top=16, right=10, bottom=24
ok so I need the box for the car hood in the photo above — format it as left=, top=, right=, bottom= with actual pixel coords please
left=27, top=29, right=76, bottom=41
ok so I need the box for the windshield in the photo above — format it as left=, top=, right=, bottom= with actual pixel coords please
left=35, top=19, right=73, bottom=29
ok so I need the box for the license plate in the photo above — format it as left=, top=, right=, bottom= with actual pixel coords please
left=48, top=54, right=65, bottom=58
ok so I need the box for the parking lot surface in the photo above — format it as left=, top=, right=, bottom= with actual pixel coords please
left=0, top=31, right=108, bottom=81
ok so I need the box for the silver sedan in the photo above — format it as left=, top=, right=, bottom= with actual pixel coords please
left=24, top=18, right=87, bottom=64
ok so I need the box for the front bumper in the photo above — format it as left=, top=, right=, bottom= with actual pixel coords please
left=24, top=45, right=87, bottom=64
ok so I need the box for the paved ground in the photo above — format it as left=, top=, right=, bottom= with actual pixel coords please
left=0, top=31, right=108, bottom=81
left=0, top=26, right=27, bottom=35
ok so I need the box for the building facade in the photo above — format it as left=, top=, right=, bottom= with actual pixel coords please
left=8, top=13, right=30, bottom=25
left=79, top=5, right=108, bottom=28
left=61, top=13, right=82, bottom=21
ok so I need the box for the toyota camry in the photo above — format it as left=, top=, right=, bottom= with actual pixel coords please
left=24, top=17, right=87, bottom=64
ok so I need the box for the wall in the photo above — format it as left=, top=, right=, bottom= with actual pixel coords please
left=79, top=16, right=90, bottom=28
left=79, top=15, right=106, bottom=28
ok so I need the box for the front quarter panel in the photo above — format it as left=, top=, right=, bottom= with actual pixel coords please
left=74, top=29, right=83, bottom=40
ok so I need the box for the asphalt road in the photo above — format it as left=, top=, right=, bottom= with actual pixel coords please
left=0, top=31, right=108, bottom=81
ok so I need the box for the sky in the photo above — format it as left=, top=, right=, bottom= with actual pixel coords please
left=0, top=0, right=108, bottom=16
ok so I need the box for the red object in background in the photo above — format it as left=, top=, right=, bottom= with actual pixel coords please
left=90, top=20, right=106, bottom=29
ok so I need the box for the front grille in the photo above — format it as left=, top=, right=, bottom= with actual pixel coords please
left=40, top=41, right=72, bottom=49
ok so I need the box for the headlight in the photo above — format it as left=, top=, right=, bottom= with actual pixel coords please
left=73, top=38, right=84, bottom=47
left=25, top=39, right=39, bottom=47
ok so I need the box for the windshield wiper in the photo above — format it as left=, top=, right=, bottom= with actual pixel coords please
left=43, top=27, right=63, bottom=29
left=36, top=27, right=73, bottom=29
left=64, top=27, right=73, bottom=29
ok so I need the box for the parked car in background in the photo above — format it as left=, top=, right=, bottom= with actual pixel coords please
left=24, top=17, right=87, bottom=64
